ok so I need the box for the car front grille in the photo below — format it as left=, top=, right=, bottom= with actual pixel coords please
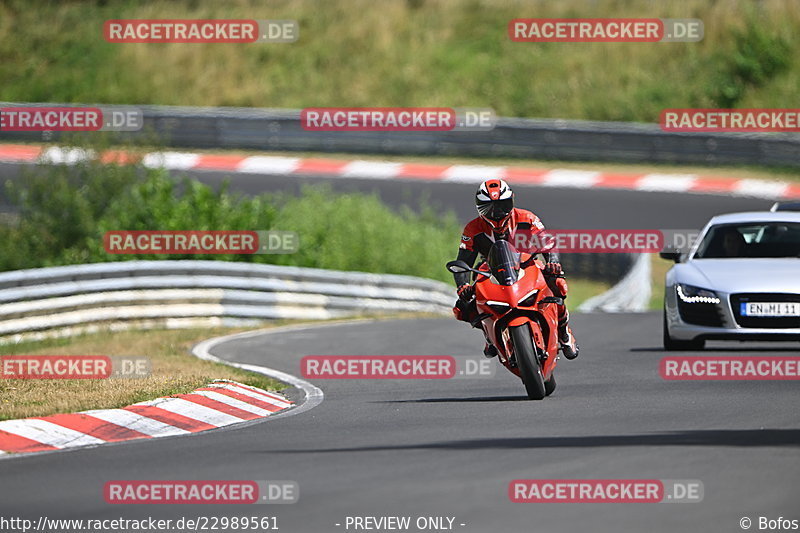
left=731, top=293, right=800, bottom=329
left=677, top=300, right=724, bottom=327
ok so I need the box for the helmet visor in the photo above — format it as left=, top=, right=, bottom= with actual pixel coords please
left=478, top=198, right=513, bottom=222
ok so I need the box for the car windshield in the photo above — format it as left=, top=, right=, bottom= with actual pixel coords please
left=694, top=222, right=800, bottom=259
left=487, top=240, right=521, bottom=285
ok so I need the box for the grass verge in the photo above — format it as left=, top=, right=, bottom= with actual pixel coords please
left=649, top=253, right=673, bottom=311
left=1, top=0, right=798, bottom=122
left=0, top=326, right=286, bottom=421
left=569, top=277, right=612, bottom=308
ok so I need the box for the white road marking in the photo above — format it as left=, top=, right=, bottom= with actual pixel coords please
left=540, top=169, right=601, bottom=188
left=442, top=165, right=506, bottom=182
left=141, top=152, right=200, bottom=170
left=237, top=156, right=301, bottom=174
left=341, top=161, right=403, bottom=178
left=636, top=173, right=697, bottom=192
left=81, top=409, right=188, bottom=437
left=0, top=419, right=104, bottom=449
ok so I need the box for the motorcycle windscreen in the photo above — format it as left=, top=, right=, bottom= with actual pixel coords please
left=487, top=240, right=521, bottom=285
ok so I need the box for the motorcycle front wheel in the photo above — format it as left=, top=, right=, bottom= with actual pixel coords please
left=510, top=324, right=546, bottom=400
left=545, top=373, right=556, bottom=396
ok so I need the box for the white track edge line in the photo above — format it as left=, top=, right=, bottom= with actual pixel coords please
left=0, top=318, right=375, bottom=461
left=188, top=321, right=379, bottom=420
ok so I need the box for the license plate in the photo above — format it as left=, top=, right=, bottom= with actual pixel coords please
left=741, top=302, right=800, bottom=317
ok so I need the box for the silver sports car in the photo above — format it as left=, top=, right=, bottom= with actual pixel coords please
left=661, top=211, right=800, bottom=350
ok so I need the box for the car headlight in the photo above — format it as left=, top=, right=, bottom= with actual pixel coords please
left=486, top=300, right=511, bottom=313
left=518, top=289, right=539, bottom=307
left=676, top=284, right=720, bottom=304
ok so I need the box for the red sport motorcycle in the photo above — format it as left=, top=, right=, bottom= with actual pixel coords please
left=447, top=240, right=563, bottom=400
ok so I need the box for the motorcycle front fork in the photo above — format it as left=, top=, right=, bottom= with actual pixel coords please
left=493, top=327, right=518, bottom=368
left=499, top=322, right=549, bottom=368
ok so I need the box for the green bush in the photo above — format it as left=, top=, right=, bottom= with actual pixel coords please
left=1, top=152, right=461, bottom=282
left=706, top=20, right=791, bottom=107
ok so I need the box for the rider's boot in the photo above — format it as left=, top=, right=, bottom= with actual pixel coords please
left=483, top=342, right=498, bottom=359
left=469, top=313, right=497, bottom=358
left=558, top=312, right=580, bottom=360
left=480, top=327, right=498, bottom=358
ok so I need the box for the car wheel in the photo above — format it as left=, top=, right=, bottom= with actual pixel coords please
left=663, top=309, right=705, bottom=351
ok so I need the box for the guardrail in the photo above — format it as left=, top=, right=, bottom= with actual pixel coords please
left=0, top=254, right=640, bottom=343
left=559, top=253, right=634, bottom=285
left=0, top=261, right=455, bottom=343
left=2, top=103, right=798, bottom=168
left=578, top=253, right=652, bottom=313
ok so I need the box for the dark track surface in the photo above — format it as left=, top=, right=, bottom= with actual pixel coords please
left=2, top=315, right=798, bottom=533
left=0, top=161, right=796, bottom=532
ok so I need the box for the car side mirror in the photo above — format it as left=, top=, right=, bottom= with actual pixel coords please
left=659, top=251, right=682, bottom=263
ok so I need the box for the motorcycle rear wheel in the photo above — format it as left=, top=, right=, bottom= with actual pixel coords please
left=510, top=325, right=546, bottom=400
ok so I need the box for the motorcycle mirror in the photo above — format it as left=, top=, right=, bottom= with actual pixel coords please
left=446, top=260, right=471, bottom=274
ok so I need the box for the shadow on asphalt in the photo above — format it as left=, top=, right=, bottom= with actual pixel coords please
left=374, top=396, right=527, bottom=403
left=268, top=429, right=800, bottom=453
left=631, top=346, right=800, bottom=352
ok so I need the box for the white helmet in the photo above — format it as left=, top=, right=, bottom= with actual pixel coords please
left=476, top=179, right=514, bottom=230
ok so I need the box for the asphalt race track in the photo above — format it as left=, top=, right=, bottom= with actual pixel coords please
left=0, top=162, right=797, bottom=532
left=2, top=314, right=799, bottom=532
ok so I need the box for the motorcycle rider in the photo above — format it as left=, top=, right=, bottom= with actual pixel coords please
left=452, top=178, right=579, bottom=360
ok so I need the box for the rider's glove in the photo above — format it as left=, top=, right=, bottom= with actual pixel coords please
left=544, top=262, right=563, bottom=276
left=457, top=284, right=474, bottom=302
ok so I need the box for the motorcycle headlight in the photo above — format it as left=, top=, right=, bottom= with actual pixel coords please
left=676, top=284, right=720, bottom=304
left=486, top=300, right=511, bottom=313
left=518, top=289, right=539, bottom=307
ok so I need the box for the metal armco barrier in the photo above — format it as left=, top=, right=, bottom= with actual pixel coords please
left=0, top=254, right=639, bottom=343
left=1, top=103, right=798, bottom=167
left=578, top=253, right=652, bottom=313
left=559, top=253, right=634, bottom=284
left=0, top=261, right=455, bottom=343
